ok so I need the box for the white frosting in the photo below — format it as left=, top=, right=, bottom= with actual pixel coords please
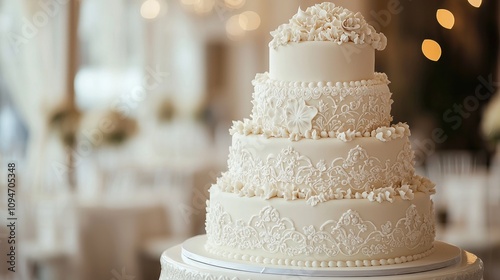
left=269, top=3, right=387, bottom=50
left=218, top=133, right=426, bottom=205
left=205, top=188, right=435, bottom=266
left=248, top=72, right=393, bottom=139
left=201, top=2, right=438, bottom=270
left=269, top=42, right=375, bottom=82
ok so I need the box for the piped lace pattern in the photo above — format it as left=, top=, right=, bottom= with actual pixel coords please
left=249, top=73, right=393, bottom=140
left=205, top=201, right=435, bottom=267
left=220, top=137, right=422, bottom=205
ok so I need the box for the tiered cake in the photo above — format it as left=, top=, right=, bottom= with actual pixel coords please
left=205, top=2, right=436, bottom=268
left=159, top=3, right=484, bottom=279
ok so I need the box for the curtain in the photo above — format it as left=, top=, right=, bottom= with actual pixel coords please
left=0, top=0, right=69, bottom=193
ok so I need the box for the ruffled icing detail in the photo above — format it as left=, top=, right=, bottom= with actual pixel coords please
left=270, top=2, right=387, bottom=50
left=374, top=123, right=410, bottom=142
left=230, top=121, right=410, bottom=143
left=216, top=174, right=433, bottom=206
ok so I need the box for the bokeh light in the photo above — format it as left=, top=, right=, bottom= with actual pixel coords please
left=436, top=9, right=455, bottom=29
left=226, top=14, right=245, bottom=40
left=193, top=0, right=215, bottom=15
left=468, top=0, right=482, bottom=8
left=224, top=0, right=245, bottom=9
left=422, top=39, right=442, bottom=61
left=140, top=0, right=161, bottom=19
left=238, top=11, right=261, bottom=31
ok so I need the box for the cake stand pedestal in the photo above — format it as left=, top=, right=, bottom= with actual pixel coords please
left=159, top=235, right=483, bottom=280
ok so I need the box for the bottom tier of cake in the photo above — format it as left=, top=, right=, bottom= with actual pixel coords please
left=205, top=186, right=436, bottom=268
left=159, top=239, right=483, bottom=280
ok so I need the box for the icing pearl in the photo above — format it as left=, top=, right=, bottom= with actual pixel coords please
left=355, top=81, right=361, bottom=86
left=335, top=82, right=342, bottom=87
left=326, top=82, right=333, bottom=87
left=346, top=261, right=355, bottom=267
left=328, top=261, right=335, bottom=267
left=337, top=261, right=345, bottom=267
left=363, top=260, right=371, bottom=266
left=371, top=260, right=380, bottom=266
left=388, top=258, right=395, bottom=265
left=355, top=260, right=363, bottom=267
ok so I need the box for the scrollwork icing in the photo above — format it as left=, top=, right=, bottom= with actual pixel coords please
left=247, top=73, right=393, bottom=140
left=205, top=202, right=435, bottom=264
left=219, top=137, right=434, bottom=206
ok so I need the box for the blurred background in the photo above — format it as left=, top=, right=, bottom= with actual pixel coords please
left=0, top=0, right=499, bottom=279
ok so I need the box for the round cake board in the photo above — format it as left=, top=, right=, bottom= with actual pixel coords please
left=181, top=235, right=461, bottom=277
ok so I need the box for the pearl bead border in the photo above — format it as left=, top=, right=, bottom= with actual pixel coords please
left=205, top=245, right=435, bottom=268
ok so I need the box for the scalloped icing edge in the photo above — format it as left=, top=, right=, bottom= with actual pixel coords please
left=204, top=244, right=435, bottom=268
left=229, top=122, right=410, bottom=142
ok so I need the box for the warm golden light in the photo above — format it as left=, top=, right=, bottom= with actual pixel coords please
left=140, top=0, right=161, bottom=19
left=224, top=0, right=245, bottom=9
left=436, top=9, right=455, bottom=29
left=468, top=0, right=482, bottom=8
left=422, top=39, right=442, bottom=61
left=181, top=0, right=197, bottom=5
left=238, top=11, right=260, bottom=31
left=226, top=15, right=245, bottom=40
left=193, top=0, right=215, bottom=14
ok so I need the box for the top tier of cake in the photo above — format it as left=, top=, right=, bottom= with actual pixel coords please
left=229, top=3, right=394, bottom=140
left=269, top=3, right=387, bottom=82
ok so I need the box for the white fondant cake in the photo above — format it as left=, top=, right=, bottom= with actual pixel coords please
left=204, top=3, right=436, bottom=267
left=160, top=3, right=483, bottom=279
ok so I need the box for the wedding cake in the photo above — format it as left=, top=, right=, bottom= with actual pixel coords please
left=160, top=3, right=483, bottom=279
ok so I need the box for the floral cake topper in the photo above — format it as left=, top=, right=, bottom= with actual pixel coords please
left=270, top=2, right=387, bottom=50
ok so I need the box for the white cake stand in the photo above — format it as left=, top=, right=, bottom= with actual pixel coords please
left=159, top=235, right=484, bottom=280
